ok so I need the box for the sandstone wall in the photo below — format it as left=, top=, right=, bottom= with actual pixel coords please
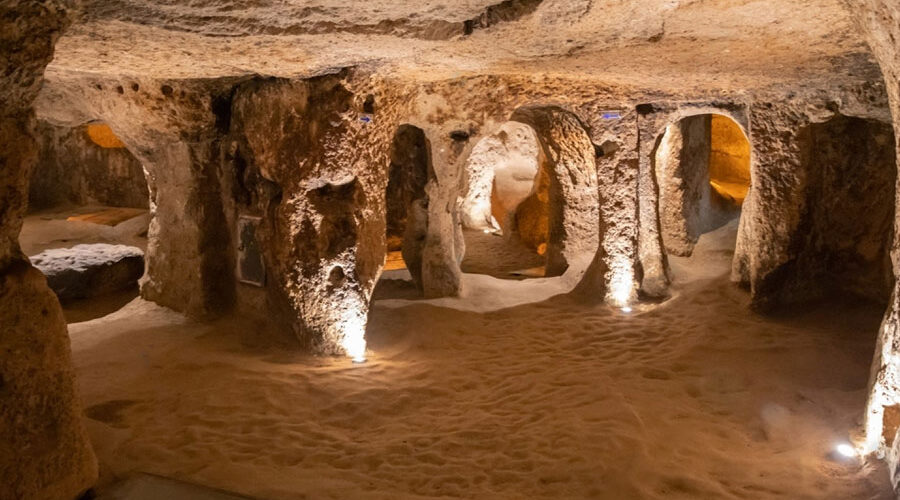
left=0, top=1, right=98, bottom=499
left=30, top=121, right=149, bottom=211
left=845, top=0, right=900, bottom=485
left=460, top=121, right=542, bottom=233
left=36, top=75, right=242, bottom=319
left=227, top=74, right=401, bottom=356
left=732, top=89, right=895, bottom=311
left=509, top=106, right=600, bottom=277
left=636, top=102, right=751, bottom=297
left=709, top=114, right=751, bottom=203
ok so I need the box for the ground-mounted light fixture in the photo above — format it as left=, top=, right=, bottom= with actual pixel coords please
left=835, top=443, right=856, bottom=459
left=339, top=309, right=368, bottom=364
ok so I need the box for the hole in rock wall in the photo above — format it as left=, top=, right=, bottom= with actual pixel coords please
left=373, top=125, right=430, bottom=300
left=459, top=121, right=549, bottom=280
left=655, top=114, right=750, bottom=281
left=21, top=121, right=150, bottom=323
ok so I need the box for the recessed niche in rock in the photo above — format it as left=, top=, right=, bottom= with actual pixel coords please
left=373, top=124, right=430, bottom=300
left=21, top=120, right=150, bottom=323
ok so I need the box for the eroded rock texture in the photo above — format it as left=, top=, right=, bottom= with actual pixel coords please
left=848, top=0, right=900, bottom=485
left=7, top=0, right=900, bottom=492
left=227, top=74, right=398, bottom=356
left=387, top=124, right=431, bottom=292
left=508, top=107, right=599, bottom=277
left=732, top=96, right=895, bottom=311
left=460, top=121, right=542, bottom=232
left=0, top=1, right=98, bottom=499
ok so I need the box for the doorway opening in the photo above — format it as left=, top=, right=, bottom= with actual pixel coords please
left=654, top=114, right=751, bottom=282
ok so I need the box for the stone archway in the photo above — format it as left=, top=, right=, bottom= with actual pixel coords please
left=654, top=113, right=751, bottom=260
left=457, top=121, right=548, bottom=279
left=506, top=106, right=600, bottom=278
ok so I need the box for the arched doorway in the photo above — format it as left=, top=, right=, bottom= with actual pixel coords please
left=458, top=107, right=600, bottom=282
left=654, top=113, right=751, bottom=282
left=459, top=121, right=548, bottom=279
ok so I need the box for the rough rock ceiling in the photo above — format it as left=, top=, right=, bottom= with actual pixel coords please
left=48, top=0, right=881, bottom=93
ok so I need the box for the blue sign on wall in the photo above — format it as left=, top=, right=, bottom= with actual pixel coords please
left=602, top=111, right=622, bottom=120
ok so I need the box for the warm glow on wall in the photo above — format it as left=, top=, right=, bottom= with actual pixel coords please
left=85, top=123, right=126, bottom=148
left=708, top=115, right=750, bottom=205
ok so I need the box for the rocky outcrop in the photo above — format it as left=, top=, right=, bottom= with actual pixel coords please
left=29, top=121, right=149, bottom=211
left=30, top=244, right=145, bottom=302
left=0, top=1, right=98, bottom=499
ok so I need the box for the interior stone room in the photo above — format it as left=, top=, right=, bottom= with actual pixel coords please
left=4, top=0, right=900, bottom=499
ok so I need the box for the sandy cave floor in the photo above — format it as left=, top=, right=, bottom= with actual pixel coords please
left=70, top=223, right=893, bottom=499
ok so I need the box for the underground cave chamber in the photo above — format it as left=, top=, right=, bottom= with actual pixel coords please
left=8, top=1, right=900, bottom=499
left=457, top=109, right=600, bottom=283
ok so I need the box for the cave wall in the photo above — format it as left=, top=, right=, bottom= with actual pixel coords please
left=730, top=87, right=895, bottom=311
left=709, top=114, right=751, bottom=203
left=636, top=103, right=751, bottom=297
left=399, top=81, right=644, bottom=301
left=0, top=1, right=99, bottom=499
left=386, top=125, right=430, bottom=250
left=459, top=121, right=542, bottom=232
left=35, top=76, right=240, bottom=319
left=515, top=160, right=550, bottom=254
left=846, top=0, right=900, bottom=484
left=386, top=125, right=432, bottom=293
left=795, top=116, right=896, bottom=303
left=29, top=121, right=149, bottom=211
left=509, top=106, right=599, bottom=277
